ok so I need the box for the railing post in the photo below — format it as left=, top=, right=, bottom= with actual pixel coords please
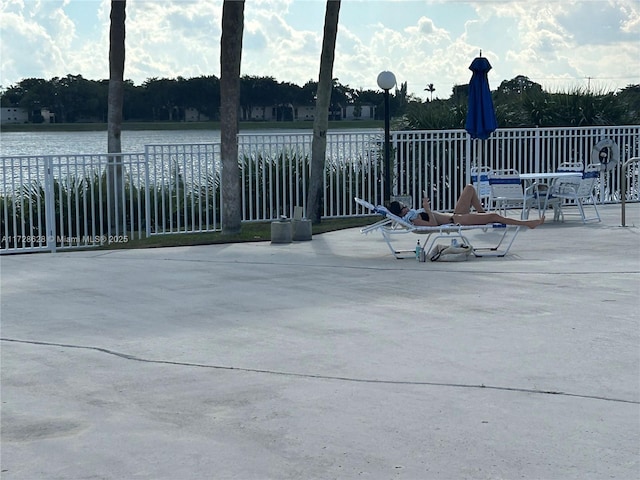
left=144, top=148, right=151, bottom=238
left=44, top=157, right=56, bottom=253
left=465, top=135, right=471, bottom=185
left=534, top=126, right=541, bottom=173
left=621, top=161, right=626, bottom=226
left=621, top=157, right=640, bottom=227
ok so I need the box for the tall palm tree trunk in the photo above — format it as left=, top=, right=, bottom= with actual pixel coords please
left=107, top=0, right=126, bottom=235
left=220, top=0, right=244, bottom=234
left=306, top=0, right=341, bottom=224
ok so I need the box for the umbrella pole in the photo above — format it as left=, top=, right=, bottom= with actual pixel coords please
left=478, top=139, right=489, bottom=211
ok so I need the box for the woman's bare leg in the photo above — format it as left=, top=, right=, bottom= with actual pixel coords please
left=494, top=213, right=544, bottom=229
left=454, top=185, right=486, bottom=214
left=455, top=212, right=545, bottom=229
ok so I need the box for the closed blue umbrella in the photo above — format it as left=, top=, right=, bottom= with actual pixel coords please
left=465, top=55, right=497, bottom=140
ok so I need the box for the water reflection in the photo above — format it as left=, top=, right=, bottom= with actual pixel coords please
left=0, top=128, right=379, bottom=156
left=0, top=130, right=223, bottom=156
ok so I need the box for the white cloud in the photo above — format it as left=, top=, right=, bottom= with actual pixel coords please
left=1, top=0, right=638, bottom=98
left=0, top=9, right=68, bottom=83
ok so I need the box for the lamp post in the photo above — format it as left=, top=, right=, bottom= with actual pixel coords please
left=377, top=71, right=396, bottom=204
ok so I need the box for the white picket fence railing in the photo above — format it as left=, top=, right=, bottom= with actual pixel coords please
left=1, top=126, right=638, bottom=254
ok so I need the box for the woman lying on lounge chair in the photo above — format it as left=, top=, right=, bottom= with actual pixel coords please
left=388, top=185, right=545, bottom=229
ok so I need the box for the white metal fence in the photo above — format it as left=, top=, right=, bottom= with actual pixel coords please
left=392, top=125, right=640, bottom=210
left=145, top=143, right=221, bottom=235
left=238, top=131, right=384, bottom=220
left=1, top=126, right=638, bottom=254
left=1, top=153, right=148, bottom=253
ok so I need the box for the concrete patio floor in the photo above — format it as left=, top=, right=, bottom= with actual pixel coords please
left=1, top=203, right=639, bottom=480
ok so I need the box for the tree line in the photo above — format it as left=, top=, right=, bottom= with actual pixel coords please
left=0, top=74, right=392, bottom=124
left=1, top=73, right=638, bottom=127
left=402, top=77, right=640, bottom=129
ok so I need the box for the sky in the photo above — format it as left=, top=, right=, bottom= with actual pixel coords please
left=1, top=0, right=639, bottom=101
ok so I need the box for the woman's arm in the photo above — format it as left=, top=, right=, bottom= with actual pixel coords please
left=411, top=197, right=438, bottom=226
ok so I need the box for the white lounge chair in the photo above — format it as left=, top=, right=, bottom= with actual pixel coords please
left=354, top=197, right=521, bottom=259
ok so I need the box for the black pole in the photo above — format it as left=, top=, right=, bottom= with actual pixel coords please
left=383, top=88, right=391, bottom=205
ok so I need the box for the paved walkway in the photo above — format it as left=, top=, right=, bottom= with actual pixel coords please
left=1, top=204, right=639, bottom=479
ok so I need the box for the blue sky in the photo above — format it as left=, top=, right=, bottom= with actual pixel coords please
left=1, top=0, right=638, bottom=100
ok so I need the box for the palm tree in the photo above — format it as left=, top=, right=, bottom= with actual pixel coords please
left=107, top=0, right=126, bottom=233
left=424, top=83, right=435, bottom=101
left=220, top=0, right=244, bottom=234
left=306, top=0, right=341, bottom=224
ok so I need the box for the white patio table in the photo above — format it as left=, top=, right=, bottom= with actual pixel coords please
left=519, top=171, right=583, bottom=218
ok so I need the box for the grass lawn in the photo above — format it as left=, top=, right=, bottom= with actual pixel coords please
left=102, top=216, right=377, bottom=250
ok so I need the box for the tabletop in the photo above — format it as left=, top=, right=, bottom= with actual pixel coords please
left=520, top=172, right=582, bottom=180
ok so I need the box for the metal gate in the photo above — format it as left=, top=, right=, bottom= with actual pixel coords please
left=1, top=153, right=149, bottom=253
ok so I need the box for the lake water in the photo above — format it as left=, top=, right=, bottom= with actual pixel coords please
left=0, top=128, right=380, bottom=156
left=0, top=130, right=225, bottom=156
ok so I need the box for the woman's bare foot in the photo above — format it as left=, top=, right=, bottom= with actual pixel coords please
left=525, top=216, right=545, bottom=229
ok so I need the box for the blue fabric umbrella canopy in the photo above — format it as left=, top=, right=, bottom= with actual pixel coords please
left=465, top=56, right=498, bottom=140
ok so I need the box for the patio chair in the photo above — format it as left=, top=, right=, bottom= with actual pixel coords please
left=543, top=163, right=601, bottom=223
left=354, top=197, right=521, bottom=259
left=471, top=166, right=492, bottom=208
left=488, top=169, right=535, bottom=219
left=539, top=162, right=584, bottom=221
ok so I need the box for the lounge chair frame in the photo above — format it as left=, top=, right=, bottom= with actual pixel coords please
left=355, top=198, right=521, bottom=259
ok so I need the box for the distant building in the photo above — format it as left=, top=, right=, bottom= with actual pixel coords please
left=244, top=106, right=275, bottom=121
left=1, top=107, right=28, bottom=124
left=240, top=104, right=375, bottom=123
left=342, top=105, right=376, bottom=121
left=294, top=106, right=315, bottom=121
left=184, top=107, right=209, bottom=122
left=1, top=107, right=56, bottom=124
left=40, top=108, right=56, bottom=123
